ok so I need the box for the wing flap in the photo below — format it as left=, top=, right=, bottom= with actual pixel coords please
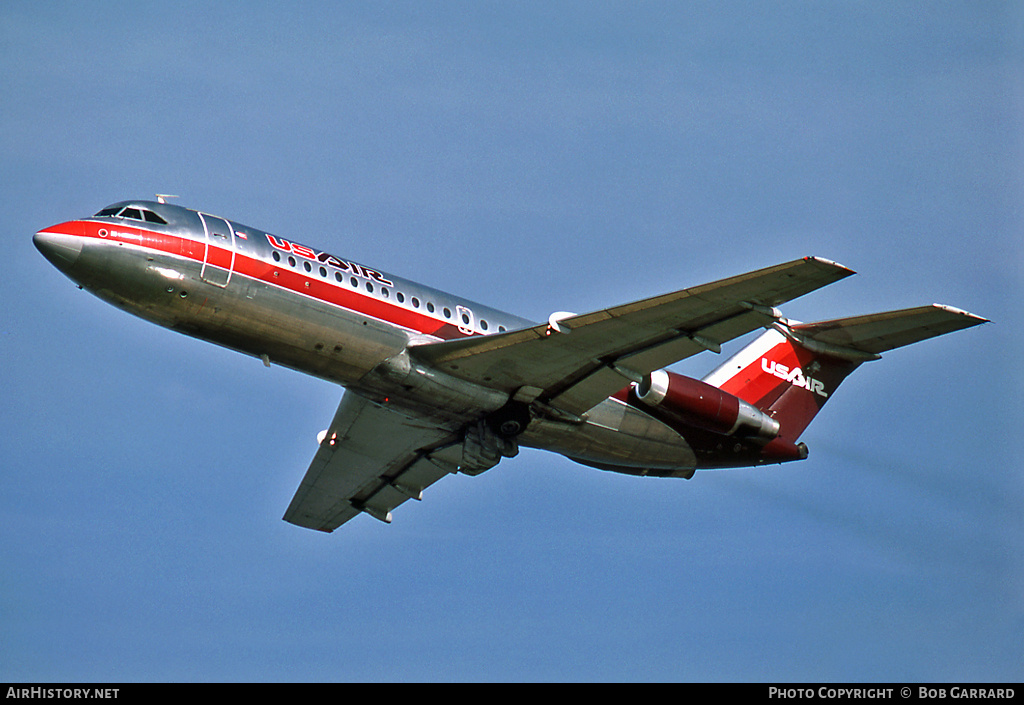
left=545, top=308, right=779, bottom=415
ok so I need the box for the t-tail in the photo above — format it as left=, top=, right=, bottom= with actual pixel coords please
left=701, top=304, right=988, bottom=447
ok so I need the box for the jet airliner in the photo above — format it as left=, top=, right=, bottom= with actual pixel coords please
left=34, top=199, right=987, bottom=531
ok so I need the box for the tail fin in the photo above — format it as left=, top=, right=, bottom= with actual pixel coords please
left=702, top=304, right=987, bottom=443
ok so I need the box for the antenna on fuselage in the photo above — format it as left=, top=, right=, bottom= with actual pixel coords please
left=155, top=194, right=180, bottom=204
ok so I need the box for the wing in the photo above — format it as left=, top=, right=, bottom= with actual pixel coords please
left=283, top=390, right=461, bottom=532
left=411, top=257, right=855, bottom=417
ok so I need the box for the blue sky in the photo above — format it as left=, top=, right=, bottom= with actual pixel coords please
left=2, top=1, right=1020, bottom=682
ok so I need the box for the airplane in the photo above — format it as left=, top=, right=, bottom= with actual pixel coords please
left=33, top=199, right=987, bottom=532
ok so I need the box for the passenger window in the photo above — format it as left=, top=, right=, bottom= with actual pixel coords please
left=412, top=297, right=420, bottom=308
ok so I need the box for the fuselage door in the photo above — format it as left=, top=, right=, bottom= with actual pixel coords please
left=198, top=212, right=236, bottom=287
left=456, top=305, right=475, bottom=335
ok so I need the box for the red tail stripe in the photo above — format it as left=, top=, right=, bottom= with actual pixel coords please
left=718, top=340, right=816, bottom=406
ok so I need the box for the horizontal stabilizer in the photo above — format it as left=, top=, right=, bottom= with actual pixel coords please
left=789, top=304, right=989, bottom=356
left=704, top=303, right=987, bottom=442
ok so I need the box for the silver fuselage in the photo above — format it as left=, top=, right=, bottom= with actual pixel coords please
left=35, top=200, right=696, bottom=476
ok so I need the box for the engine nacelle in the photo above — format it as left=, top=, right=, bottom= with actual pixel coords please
left=635, top=369, right=780, bottom=441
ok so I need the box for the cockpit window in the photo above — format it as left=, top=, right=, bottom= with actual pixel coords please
left=93, top=205, right=168, bottom=225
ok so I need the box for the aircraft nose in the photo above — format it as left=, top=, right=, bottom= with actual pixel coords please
left=34, top=230, right=83, bottom=271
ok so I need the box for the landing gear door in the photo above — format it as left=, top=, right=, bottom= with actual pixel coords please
left=198, top=212, right=236, bottom=287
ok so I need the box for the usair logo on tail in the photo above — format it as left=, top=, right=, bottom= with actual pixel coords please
left=761, top=358, right=828, bottom=398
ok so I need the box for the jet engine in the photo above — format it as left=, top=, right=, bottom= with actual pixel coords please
left=634, top=369, right=780, bottom=441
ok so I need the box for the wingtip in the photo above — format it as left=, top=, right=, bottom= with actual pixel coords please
left=931, top=303, right=990, bottom=325
left=804, top=256, right=856, bottom=277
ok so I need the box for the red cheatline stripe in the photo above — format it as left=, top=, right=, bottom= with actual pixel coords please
left=45, top=220, right=471, bottom=340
